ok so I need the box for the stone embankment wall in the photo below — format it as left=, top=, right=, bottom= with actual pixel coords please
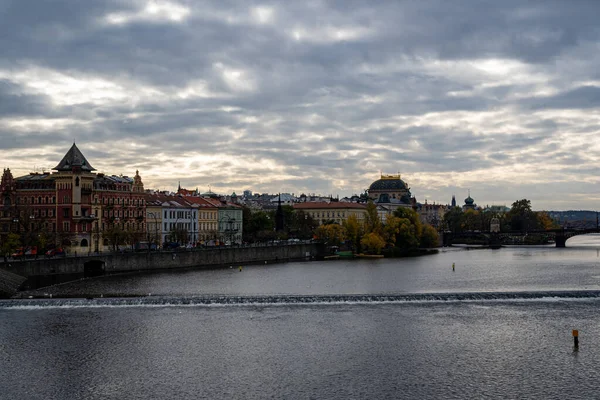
left=0, top=268, right=28, bottom=297
left=1, top=243, right=323, bottom=285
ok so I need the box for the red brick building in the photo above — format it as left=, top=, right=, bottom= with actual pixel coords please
left=0, top=143, right=145, bottom=254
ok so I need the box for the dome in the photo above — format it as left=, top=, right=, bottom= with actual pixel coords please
left=369, top=177, right=408, bottom=191
left=465, top=196, right=474, bottom=205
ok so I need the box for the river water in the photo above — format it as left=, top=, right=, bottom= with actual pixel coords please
left=3, top=236, right=600, bottom=399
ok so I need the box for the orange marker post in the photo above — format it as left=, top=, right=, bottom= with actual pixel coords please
left=573, top=330, right=579, bottom=349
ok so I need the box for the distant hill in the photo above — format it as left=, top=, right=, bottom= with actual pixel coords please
left=546, top=211, right=599, bottom=229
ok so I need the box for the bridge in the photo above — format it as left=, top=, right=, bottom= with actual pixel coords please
left=444, top=228, right=600, bottom=248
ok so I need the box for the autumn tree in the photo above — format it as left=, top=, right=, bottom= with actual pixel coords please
left=364, top=201, right=382, bottom=235
left=342, top=214, right=362, bottom=251
left=360, top=232, right=386, bottom=254
left=315, top=224, right=345, bottom=247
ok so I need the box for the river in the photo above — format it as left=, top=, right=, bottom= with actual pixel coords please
left=2, top=235, right=600, bottom=399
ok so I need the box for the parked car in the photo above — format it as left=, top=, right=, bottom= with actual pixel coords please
left=11, top=247, right=25, bottom=258
left=45, top=248, right=65, bottom=257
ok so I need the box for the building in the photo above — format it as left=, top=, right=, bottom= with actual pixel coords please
left=462, top=192, right=477, bottom=211
left=416, top=201, right=448, bottom=229
left=146, top=193, right=198, bottom=246
left=1, top=143, right=146, bottom=254
left=368, top=174, right=413, bottom=205
left=293, top=202, right=367, bottom=226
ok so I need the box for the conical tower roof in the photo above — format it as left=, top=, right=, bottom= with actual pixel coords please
left=53, top=143, right=96, bottom=172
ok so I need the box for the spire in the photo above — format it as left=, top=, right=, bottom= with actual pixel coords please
left=53, top=143, right=95, bottom=172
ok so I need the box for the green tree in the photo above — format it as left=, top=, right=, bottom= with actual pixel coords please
left=1, top=233, right=21, bottom=260
left=420, top=224, right=439, bottom=248
left=393, top=207, right=422, bottom=238
left=364, top=201, right=382, bottom=235
left=395, top=218, right=420, bottom=249
left=507, top=199, right=536, bottom=232
left=463, top=210, right=480, bottom=231
left=443, top=207, right=464, bottom=233
left=243, top=207, right=275, bottom=242
left=382, top=216, right=402, bottom=247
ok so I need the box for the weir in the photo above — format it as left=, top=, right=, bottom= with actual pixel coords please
left=0, top=243, right=324, bottom=292
left=4, top=290, right=600, bottom=308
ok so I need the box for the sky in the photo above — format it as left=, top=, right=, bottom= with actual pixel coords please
left=1, top=0, right=600, bottom=211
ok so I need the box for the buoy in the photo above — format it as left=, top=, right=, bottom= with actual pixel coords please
left=573, top=329, right=579, bottom=349
left=452, top=262, right=455, bottom=271
left=239, top=266, right=243, bottom=272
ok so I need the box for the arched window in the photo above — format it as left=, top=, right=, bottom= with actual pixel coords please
left=75, top=177, right=79, bottom=187
left=38, top=196, right=42, bottom=204
left=80, top=239, right=88, bottom=247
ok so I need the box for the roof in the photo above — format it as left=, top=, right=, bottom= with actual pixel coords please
left=54, top=143, right=96, bottom=172
left=293, top=202, right=367, bottom=210
left=369, top=175, right=408, bottom=191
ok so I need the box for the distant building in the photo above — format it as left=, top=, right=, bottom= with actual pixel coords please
left=462, top=192, right=477, bottom=211
left=293, top=202, right=367, bottom=226
left=368, top=174, right=413, bottom=206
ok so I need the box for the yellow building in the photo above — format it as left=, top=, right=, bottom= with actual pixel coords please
left=293, top=202, right=367, bottom=225
left=145, top=199, right=163, bottom=247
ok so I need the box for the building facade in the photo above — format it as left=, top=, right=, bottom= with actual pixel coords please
left=293, top=202, right=367, bottom=226
left=1, top=144, right=146, bottom=254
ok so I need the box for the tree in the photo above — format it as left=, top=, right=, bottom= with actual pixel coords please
left=420, top=224, right=439, bottom=248
left=393, top=207, right=422, bottom=238
left=395, top=218, right=420, bottom=249
left=382, top=216, right=402, bottom=247
left=104, top=225, right=126, bottom=251
left=443, top=207, right=464, bottom=233
left=315, top=224, right=345, bottom=246
left=507, top=199, right=536, bottom=232
left=1, top=233, right=20, bottom=261
left=364, top=201, right=382, bottom=235
left=243, top=208, right=275, bottom=242
left=536, top=211, right=559, bottom=230
left=463, top=210, right=480, bottom=231
left=360, top=232, right=386, bottom=254
left=343, top=214, right=363, bottom=251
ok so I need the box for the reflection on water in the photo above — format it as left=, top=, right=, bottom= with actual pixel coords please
left=4, top=236, right=600, bottom=399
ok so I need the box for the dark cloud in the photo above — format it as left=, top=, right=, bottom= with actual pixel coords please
left=2, top=0, right=600, bottom=209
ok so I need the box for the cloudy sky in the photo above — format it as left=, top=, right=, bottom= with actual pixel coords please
left=1, top=0, right=600, bottom=210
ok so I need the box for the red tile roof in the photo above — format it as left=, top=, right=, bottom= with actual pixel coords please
left=293, top=202, right=366, bottom=210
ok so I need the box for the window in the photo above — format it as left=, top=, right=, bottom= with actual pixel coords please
left=63, top=208, right=70, bottom=218
left=63, top=221, right=70, bottom=232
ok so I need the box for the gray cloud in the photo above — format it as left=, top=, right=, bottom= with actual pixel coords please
left=2, top=0, right=600, bottom=209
